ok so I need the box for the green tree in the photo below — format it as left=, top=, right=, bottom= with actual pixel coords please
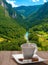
left=28, top=30, right=39, bottom=45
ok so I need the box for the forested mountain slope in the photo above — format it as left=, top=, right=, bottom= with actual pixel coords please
left=0, top=5, right=26, bottom=50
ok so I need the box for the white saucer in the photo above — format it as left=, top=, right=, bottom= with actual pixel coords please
left=12, top=54, right=48, bottom=64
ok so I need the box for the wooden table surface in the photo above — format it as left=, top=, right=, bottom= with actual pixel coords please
left=0, top=51, right=48, bottom=65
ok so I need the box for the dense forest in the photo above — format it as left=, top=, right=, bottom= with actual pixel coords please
left=0, top=0, right=48, bottom=50
left=0, top=2, right=26, bottom=50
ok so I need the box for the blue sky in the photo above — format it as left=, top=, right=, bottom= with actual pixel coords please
left=6, top=0, right=48, bottom=7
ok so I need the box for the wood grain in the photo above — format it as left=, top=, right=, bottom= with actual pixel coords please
left=0, top=51, right=48, bottom=65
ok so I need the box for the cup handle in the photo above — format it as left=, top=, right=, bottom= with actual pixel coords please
left=34, top=47, right=37, bottom=54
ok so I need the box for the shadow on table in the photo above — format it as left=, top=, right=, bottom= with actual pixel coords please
left=23, top=62, right=48, bottom=65
left=12, top=58, right=48, bottom=65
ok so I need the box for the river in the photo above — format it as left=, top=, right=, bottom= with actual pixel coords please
left=24, top=32, right=29, bottom=42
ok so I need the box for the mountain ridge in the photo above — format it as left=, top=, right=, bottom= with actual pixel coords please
left=14, top=5, right=41, bottom=18
left=23, top=2, right=48, bottom=29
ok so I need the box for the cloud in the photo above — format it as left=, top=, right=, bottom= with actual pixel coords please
left=6, top=0, right=18, bottom=7
left=32, top=0, right=39, bottom=2
left=32, top=0, right=36, bottom=2
left=44, top=0, right=47, bottom=2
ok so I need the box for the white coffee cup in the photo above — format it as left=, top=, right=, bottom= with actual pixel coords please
left=21, top=43, right=37, bottom=59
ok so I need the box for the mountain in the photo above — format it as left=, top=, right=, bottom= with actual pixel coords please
left=12, top=5, right=41, bottom=29
left=2, top=0, right=48, bottom=30
left=14, top=5, right=41, bottom=18
left=13, top=2, right=48, bottom=29
left=0, top=5, right=26, bottom=50
left=25, top=2, right=48, bottom=29
left=0, top=0, right=24, bottom=27
left=0, top=0, right=23, bottom=20
left=0, top=0, right=48, bottom=51
left=27, top=2, right=48, bottom=51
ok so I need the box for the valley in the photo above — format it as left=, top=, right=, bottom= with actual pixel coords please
left=0, top=0, right=48, bottom=50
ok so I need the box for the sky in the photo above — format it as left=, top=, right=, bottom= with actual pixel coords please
left=6, top=0, right=48, bottom=7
